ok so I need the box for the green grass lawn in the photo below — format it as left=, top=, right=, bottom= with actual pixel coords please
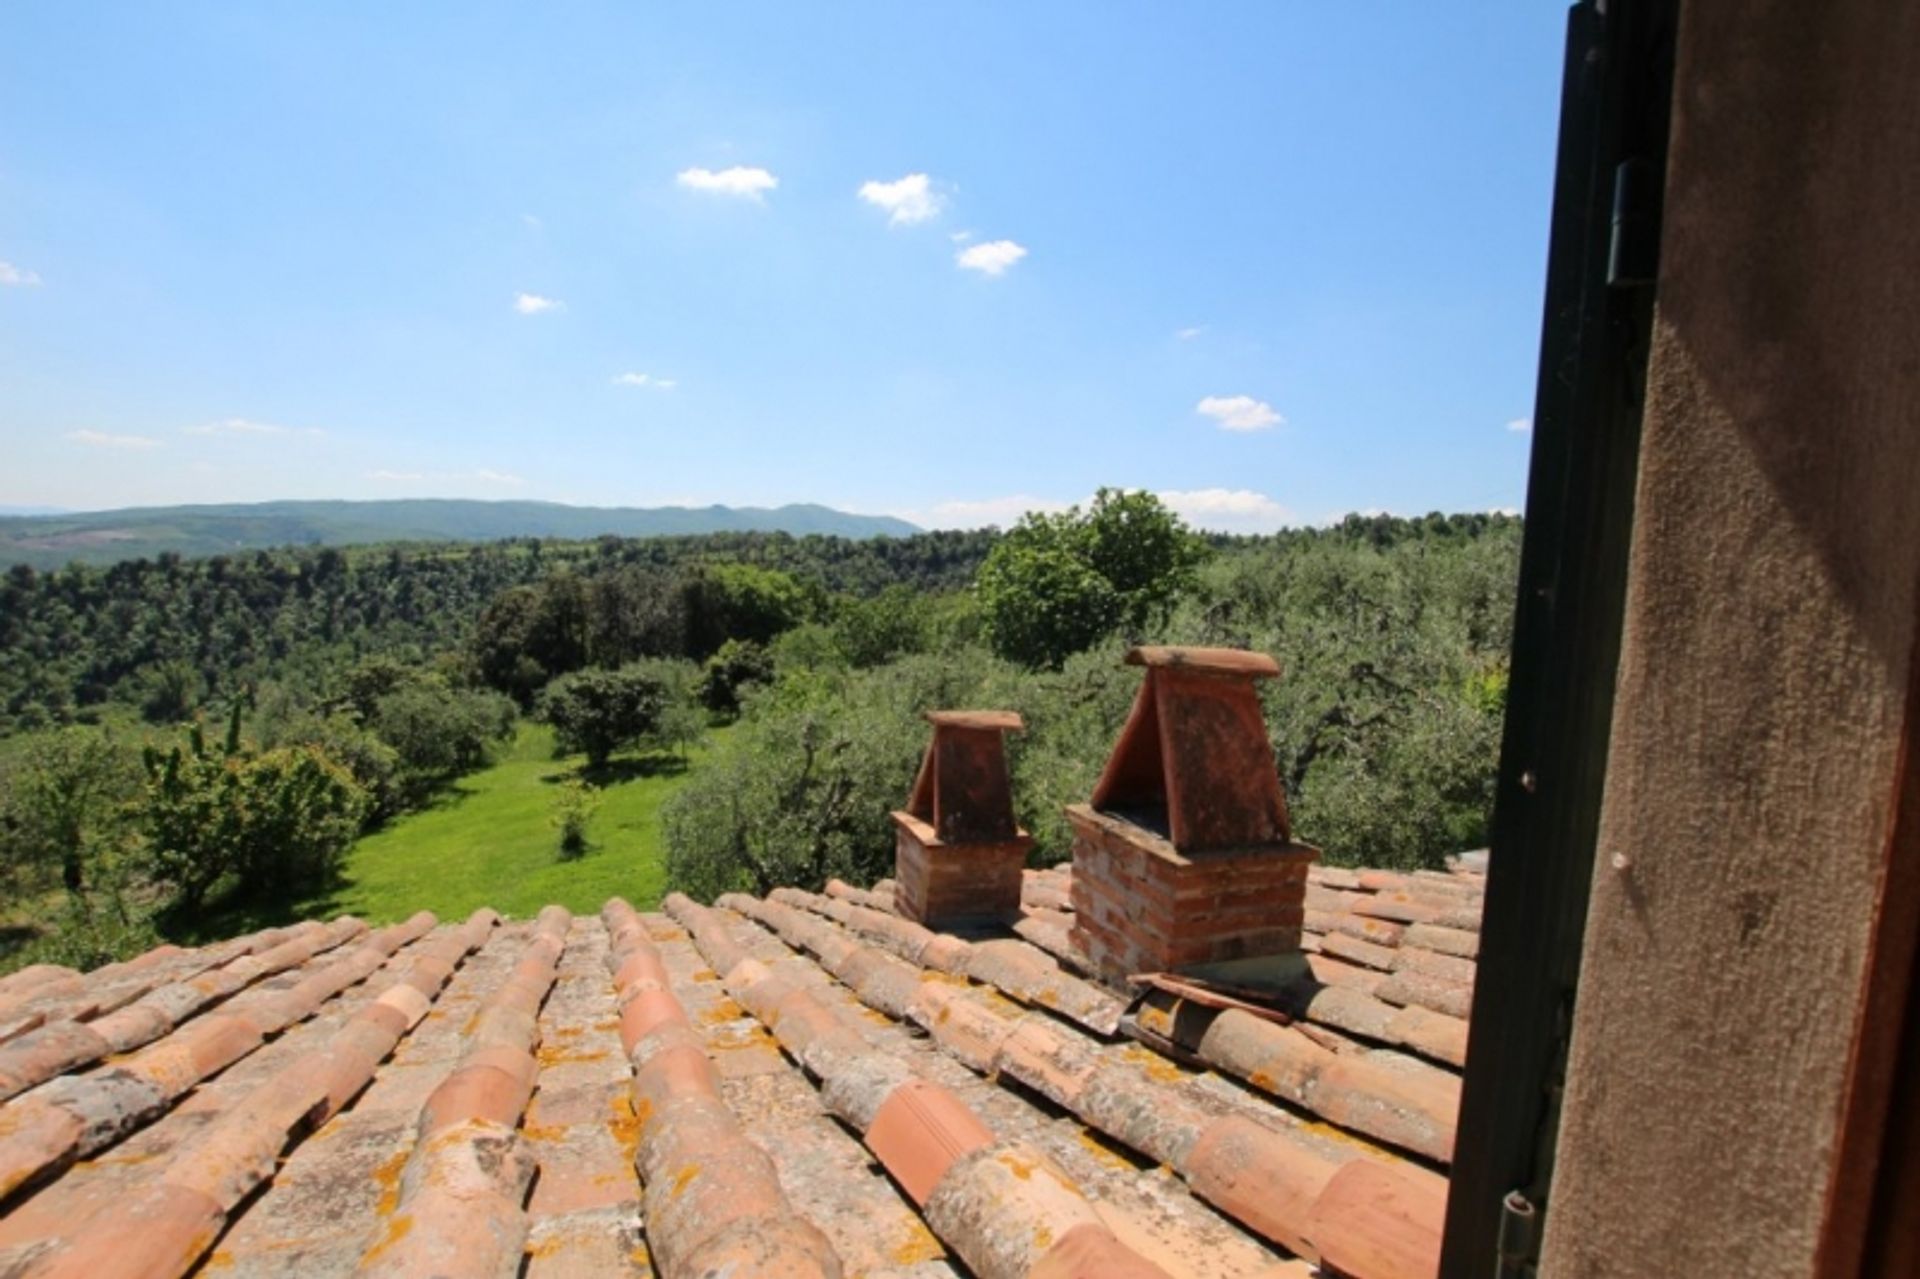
left=300, top=721, right=718, bottom=926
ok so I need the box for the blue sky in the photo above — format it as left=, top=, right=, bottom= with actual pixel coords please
left=0, top=3, right=1562, bottom=531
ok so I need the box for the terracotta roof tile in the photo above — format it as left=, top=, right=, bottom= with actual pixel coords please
left=0, top=850, right=1483, bottom=1279
left=0, top=910, right=498, bottom=1279
left=604, top=897, right=843, bottom=1279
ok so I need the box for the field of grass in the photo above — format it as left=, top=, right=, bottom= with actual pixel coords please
left=299, top=721, right=717, bottom=926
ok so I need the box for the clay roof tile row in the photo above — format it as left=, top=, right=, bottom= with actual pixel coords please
left=0, top=855, right=1483, bottom=1279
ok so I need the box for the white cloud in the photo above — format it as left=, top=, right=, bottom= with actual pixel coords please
left=67, top=429, right=161, bottom=451
left=183, top=417, right=324, bottom=438
left=1156, top=488, right=1295, bottom=533
left=0, top=261, right=42, bottom=287
left=1195, top=394, right=1283, bottom=432
left=956, top=239, right=1028, bottom=276
left=1176, top=326, right=1206, bottom=341
left=612, top=372, right=677, bottom=390
left=949, top=230, right=975, bottom=244
left=676, top=166, right=779, bottom=201
left=515, top=293, right=562, bottom=315
left=858, top=173, right=944, bottom=226
left=1506, top=417, right=1532, bottom=433
left=521, top=213, right=543, bottom=230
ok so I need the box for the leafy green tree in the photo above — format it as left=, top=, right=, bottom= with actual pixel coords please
left=698, top=639, right=775, bottom=716
left=1186, top=523, right=1517, bottom=867
left=0, top=527, right=1001, bottom=733
left=663, top=656, right=975, bottom=899
left=142, top=717, right=368, bottom=910
left=831, top=585, right=929, bottom=668
left=1078, top=488, right=1209, bottom=633
left=139, top=660, right=202, bottom=725
left=975, top=489, right=1204, bottom=669
left=976, top=542, right=1122, bottom=670
left=470, top=585, right=551, bottom=705
left=259, top=662, right=511, bottom=822
left=330, top=655, right=420, bottom=723
left=768, top=623, right=845, bottom=674
left=627, top=658, right=706, bottom=760
left=682, top=563, right=809, bottom=657
left=372, top=684, right=516, bottom=789
left=0, top=726, right=140, bottom=900
left=259, top=710, right=406, bottom=826
left=539, top=666, right=671, bottom=767
left=585, top=565, right=688, bottom=666
left=470, top=577, right=590, bottom=704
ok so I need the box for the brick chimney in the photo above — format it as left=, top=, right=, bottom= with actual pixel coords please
left=1068, top=646, right=1319, bottom=989
left=891, top=711, right=1034, bottom=929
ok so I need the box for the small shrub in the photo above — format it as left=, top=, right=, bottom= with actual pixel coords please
left=551, top=779, right=601, bottom=859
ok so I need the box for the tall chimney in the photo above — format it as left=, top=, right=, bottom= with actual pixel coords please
left=1068, top=646, right=1319, bottom=989
left=891, top=711, right=1033, bottom=929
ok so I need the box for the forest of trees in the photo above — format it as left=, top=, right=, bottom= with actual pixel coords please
left=0, top=527, right=997, bottom=733
left=0, top=507, right=1520, bottom=975
left=664, top=504, right=1519, bottom=899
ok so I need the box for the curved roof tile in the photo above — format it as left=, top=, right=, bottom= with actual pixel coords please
left=0, top=856, right=1483, bottom=1279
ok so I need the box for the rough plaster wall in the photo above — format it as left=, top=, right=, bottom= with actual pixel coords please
left=1538, top=2, right=1920, bottom=1277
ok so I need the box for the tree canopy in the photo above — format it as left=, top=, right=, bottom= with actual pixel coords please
left=539, top=665, right=675, bottom=767
left=976, top=489, right=1206, bottom=668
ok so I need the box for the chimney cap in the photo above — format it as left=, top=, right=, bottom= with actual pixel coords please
left=923, top=710, right=1025, bottom=732
left=1124, top=645, right=1280, bottom=679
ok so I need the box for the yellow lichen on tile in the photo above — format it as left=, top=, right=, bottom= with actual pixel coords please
left=370, top=1145, right=411, bottom=1217
left=358, top=1211, right=414, bottom=1266
left=1120, top=1044, right=1190, bottom=1084
left=890, top=1219, right=946, bottom=1266
left=697, top=998, right=745, bottom=1025
left=608, top=1091, right=642, bottom=1160
left=1076, top=1128, right=1140, bottom=1173
left=535, top=1041, right=610, bottom=1066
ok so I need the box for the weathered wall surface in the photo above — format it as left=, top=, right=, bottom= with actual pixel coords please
left=1539, top=2, right=1920, bottom=1276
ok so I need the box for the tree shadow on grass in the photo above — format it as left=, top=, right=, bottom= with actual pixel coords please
left=408, top=780, right=482, bottom=814
left=158, top=877, right=353, bottom=945
left=541, top=752, right=689, bottom=788
left=0, top=924, right=42, bottom=964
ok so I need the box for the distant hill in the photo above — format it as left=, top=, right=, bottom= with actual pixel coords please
left=0, top=499, right=921, bottom=570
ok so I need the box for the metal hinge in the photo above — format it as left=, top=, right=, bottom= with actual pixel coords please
left=1496, top=1189, right=1543, bottom=1278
